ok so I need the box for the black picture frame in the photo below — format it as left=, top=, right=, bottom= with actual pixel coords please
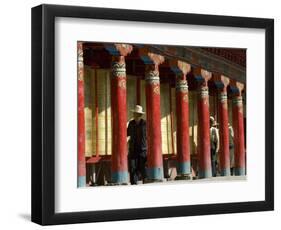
left=31, top=4, right=274, bottom=225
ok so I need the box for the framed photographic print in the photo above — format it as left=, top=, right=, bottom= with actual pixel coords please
left=31, top=4, right=274, bottom=225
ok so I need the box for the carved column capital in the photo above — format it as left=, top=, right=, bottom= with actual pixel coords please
left=77, top=42, right=84, bottom=81
left=139, top=47, right=165, bottom=65
left=230, top=80, right=244, bottom=97
left=105, top=43, right=133, bottom=56
left=236, top=82, right=244, bottom=95
left=169, top=60, right=190, bottom=93
left=193, top=67, right=212, bottom=87
left=169, top=60, right=191, bottom=76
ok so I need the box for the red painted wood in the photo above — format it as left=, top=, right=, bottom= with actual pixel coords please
left=77, top=42, right=86, bottom=180
left=145, top=64, right=163, bottom=170
left=218, top=88, right=230, bottom=173
left=111, top=56, right=128, bottom=173
left=232, top=95, right=246, bottom=171
left=197, top=83, right=212, bottom=176
left=175, top=77, right=190, bottom=165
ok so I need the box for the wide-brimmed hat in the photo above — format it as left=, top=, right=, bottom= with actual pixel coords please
left=131, top=105, right=145, bottom=114
left=210, top=116, right=218, bottom=126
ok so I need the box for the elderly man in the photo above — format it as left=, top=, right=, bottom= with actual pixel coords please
left=210, top=116, right=220, bottom=177
left=127, top=105, right=147, bottom=185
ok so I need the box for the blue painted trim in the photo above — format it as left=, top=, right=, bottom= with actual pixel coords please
left=170, top=66, right=182, bottom=75
left=220, top=168, right=231, bottom=176
left=194, top=75, right=204, bottom=83
left=214, top=81, right=224, bottom=89
left=198, top=169, right=212, bottom=179
left=111, top=171, right=129, bottom=184
left=146, top=167, right=164, bottom=180
left=140, top=56, right=154, bottom=65
left=104, top=45, right=120, bottom=56
left=229, top=86, right=240, bottom=94
left=78, top=176, right=86, bottom=187
left=177, top=161, right=191, bottom=175
left=234, top=167, right=246, bottom=176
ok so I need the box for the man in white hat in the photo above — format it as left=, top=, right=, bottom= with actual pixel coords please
left=210, top=116, right=220, bottom=177
left=127, top=105, right=147, bottom=184
left=228, top=123, right=235, bottom=175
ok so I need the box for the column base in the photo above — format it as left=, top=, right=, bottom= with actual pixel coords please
left=78, top=175, right=86, bottom=187
left=107, top=182, right=128, bottom=186
left=220, top=168, right=231, bottom=176
left=175, top=174, right=192, bottom=180
left=198, top=169, right=212, bottom=179
left=146, top=167, right=164, bottom=181
left=111, top=171, right=129, bottom=184
left=177, top=161, right=191, bottom=175
left=234, top=167, right=246, bottom=176
left=143, top=178, right=164, bottom=184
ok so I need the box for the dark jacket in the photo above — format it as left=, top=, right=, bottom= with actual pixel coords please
left=127, top=119, right=147, bottom=158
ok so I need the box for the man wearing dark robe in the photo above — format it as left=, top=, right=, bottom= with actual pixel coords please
left=127, top=105, right=147, bottom=185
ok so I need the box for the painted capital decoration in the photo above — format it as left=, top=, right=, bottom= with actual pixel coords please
left=169, top=60, right=190, bottom=95
left=139, top=47, right=165, bottom=66
left=169, top=60, right=191, bottom=76
left=111, top=56, right=127, bottom=90
left=145, top=65, right=161, bottom=95
left=216, top=75, right=230, bottom=109
left=221, top=75, right=230, bottom=87
left=236, top=82, right=244, bottom=94
left=219, top=91, right=228, bottom=102
left=201, top=69, right=212, bottom=81
left=232, top=81, right=244, bottom=112
left=145, top=64, right=160, bottom=85
left=77, top=42, right=84, bottom=81
left=105, top=43, right=133, bottom=57
left=219, top=91, right=228, bottom=109
left=199, top=86, right=209, bottom=100
left=193, top=67, right=212, bottom=86
left=176, top=79, right=188, bottom=94
left=233, top=96, right=243, bottom=113
left=111, top=60, right=126, bottom=78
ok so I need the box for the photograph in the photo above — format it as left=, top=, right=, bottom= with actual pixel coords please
left=30, top=4, right=274, bottom=225
left=77, top=42, right=247, bottom=187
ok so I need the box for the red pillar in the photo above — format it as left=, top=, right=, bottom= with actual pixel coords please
left=170, top=60, right=191, bottom=177
left=217, top=76, right=231, bottom=176
left=145, top=64, right=164, bottom=181
left=232, top=82, right=246, bottom=176
left=105, top=44, right=133, bottom=184
left=195, top=69, right=212, bottom=178
left=139, top=48, right=165, bottom=181
left=77, top=42, right=86, bottom=187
